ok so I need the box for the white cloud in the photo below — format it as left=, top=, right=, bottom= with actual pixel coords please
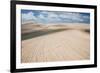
left=22, top=12, right=33, bottom=20
left=21, top=10, right=90, bottom=24
left=38, top=14, right=45, bottom=19
left=21, top=11, right=37, bottom=24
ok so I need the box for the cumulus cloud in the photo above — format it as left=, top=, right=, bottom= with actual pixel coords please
left=21, top=11, right=37, bottom=24
left=21, top=10, right=90, bottom=24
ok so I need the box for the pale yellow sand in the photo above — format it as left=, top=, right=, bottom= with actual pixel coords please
left=21, top=24, right=90, bottom=63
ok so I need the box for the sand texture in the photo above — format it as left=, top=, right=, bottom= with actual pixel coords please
left=21, top=23, right=90, bottom=63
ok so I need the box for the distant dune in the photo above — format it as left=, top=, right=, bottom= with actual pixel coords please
left=22, top=23, right=89, bottom=34
left=22, top=23, right=43, bottom=34
left=21, top=23, right=90, bottom=63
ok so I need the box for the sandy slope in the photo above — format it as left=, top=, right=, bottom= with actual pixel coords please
left=21, top=26, right=90, bottom=63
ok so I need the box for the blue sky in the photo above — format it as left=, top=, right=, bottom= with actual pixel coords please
left=21, top=10, right=90, bottom=24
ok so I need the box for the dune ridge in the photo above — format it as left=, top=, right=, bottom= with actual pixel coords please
left=21, top=23, right=90, bottom=63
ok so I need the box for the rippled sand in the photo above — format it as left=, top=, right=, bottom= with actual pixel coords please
left=21, top=23, right=90, bottom=63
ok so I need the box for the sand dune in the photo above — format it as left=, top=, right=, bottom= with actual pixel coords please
left=21, top=23, right=90, bottom=63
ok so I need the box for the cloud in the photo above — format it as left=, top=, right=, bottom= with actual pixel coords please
left=21, top=10, right=90, bottom=24
left=21, top=11, right=37, bottom=24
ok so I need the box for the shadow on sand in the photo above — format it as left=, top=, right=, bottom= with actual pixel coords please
left=22, top=28, right=69, bottom=40
left=82, top=29, right=90, bottom=33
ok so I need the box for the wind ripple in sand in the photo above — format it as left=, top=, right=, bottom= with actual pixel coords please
left=21, top=29, right=90, bottom=63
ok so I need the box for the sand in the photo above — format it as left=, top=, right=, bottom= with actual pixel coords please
left=21, top=23, right=90, bottom=63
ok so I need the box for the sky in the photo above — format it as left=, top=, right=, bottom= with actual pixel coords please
left=21, top=10, right=90, bottom=24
